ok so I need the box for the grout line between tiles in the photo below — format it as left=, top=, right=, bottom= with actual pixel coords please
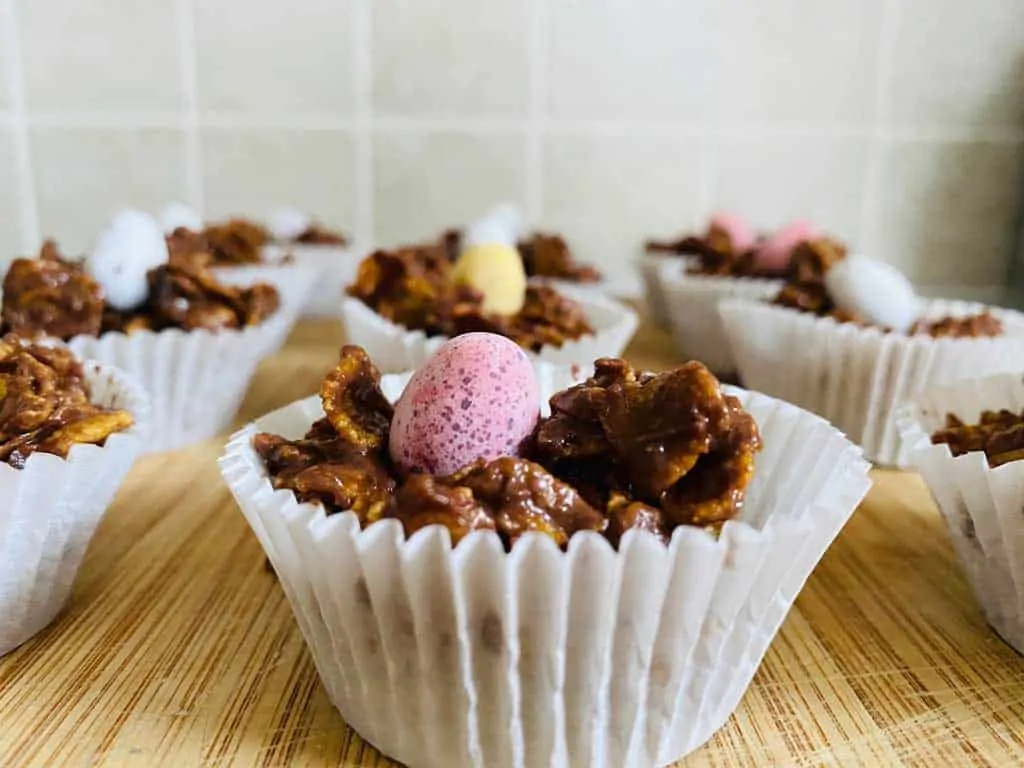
left=524, top=0, right=548, bottom=224
left=695, top=133, right=717, bottom=225
left=374, top=116, right=530, bottom=134
left=2, top=0, right=40, bottom=251
left=9, top=110, right=1024, bottom=145
left=353, top=0, right=373, bottom=245
left=857, top=0, right=901, bottom=246
left=175, top=0, right=203, bottom=213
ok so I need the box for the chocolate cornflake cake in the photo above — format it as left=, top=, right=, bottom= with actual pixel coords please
left=645, top=225, right=778, bottom=278
left=290, top=224, right=347, bottom=246
left=1, top=240, right=280, bottom=340
left=167, top=217, right=349, bottom=271
left=166, top=218, right=268, bottom=267
left=347, top=245, right=594, bottom=351
left=0, top=334, right=134, bottom=467
left=932, top=410, right=1024, bottom=468
left=770, top=239, right=1004, bottom=337
left=254, top=345, right=761, bottom=549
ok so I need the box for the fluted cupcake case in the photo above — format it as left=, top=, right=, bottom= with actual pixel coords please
left=0, top=363, right=149, bottom=657
left=720, top=298, right=1024, bottom=467
left=638, top=254, right=677, bottom=328
left=68, top=269, right=312, bottom=452
left=661, top=269, right=783, bottom=377
left=341, top=285, right=639, bottom=373
left=261, top=242, right=365, bottom=317
left=220, top=362, right=872, bottom=768
left=898, top=373, right=1024, bottom=654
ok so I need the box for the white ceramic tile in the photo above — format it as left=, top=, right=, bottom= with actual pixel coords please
left=30, top=128, right=186, bottom=254
left=888, top=0, right=1024, bottom=129
left=864, top=140, right=1024, bottom=286
left=541, top=133, right=703, bottom=290
left=714, top=0, right=882, bottom=123
left=17, top=0, right=181, bottom=111
left=373, top=131, right=527, bottom=244
left=547, top=0, right=716, bottom=120
left=373, top=0, right=529, bottom=116
left=713, top=136, right=870, bottom=240
left=0, top=2, right=11, bottom=111
left=0, top=129, right=23, bottom=256
left=195, top=0, right=353, bottom=114
left=201, top=128, right=355, bottom=228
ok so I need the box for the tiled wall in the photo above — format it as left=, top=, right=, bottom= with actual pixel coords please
left=1, top=0, right=1022, bottom=295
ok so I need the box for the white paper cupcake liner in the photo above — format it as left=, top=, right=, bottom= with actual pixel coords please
left=898, top=373, right=1024, bottom=653
left=0, top=362, right=149, bottom=657
left=261, top=243, right=367, bottom=317
left=68, top=284, right=306, bottom=452
left=219, top=361, right=871, bottom=767
left=638, top=254, right=678, bottom=328
left=661, top=269, right=783, bottom=376
left=720, top=298, right=1024, bottom=467
left=340, top=284, right=639, bottom=373
left=212, top=261, right=320, bottom=352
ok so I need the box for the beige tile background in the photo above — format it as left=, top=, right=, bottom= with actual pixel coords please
left=0, top=0, right=1022, bottom=294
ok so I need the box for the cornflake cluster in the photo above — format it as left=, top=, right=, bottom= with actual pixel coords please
left=1, top=241, right=279, bottom=340
left=255, top=345, right=762, bottom=549
left=772, top=239, right=1003, bottom=337
left=167, top=217, right=347, bottom=269
left=348, top=246, right=594, bottom=351
left=932, top=410, right=1024, bottom=468
left=646, top=226, right=772, bottom=278
left=0, top=334, right=133, bottom=467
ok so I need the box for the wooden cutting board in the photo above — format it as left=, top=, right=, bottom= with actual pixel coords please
left=1, top=317, right=1023, bottom=768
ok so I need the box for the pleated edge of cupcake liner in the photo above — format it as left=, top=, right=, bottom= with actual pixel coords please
left=0, top=362, right=150, bottom=656
left=897, top=373, right=1024, bottom=653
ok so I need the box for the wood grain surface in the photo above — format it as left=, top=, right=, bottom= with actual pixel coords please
left=1, top=317, right=1023, bottom=768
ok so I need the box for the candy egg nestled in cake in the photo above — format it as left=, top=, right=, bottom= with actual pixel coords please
left=825, top=255, right=918, bottom=332
left=86, top=209, right=170, bottom=311
left=452, top=202, right=528, bottom=314
left=158, top=202, right=203, bottom=235
left=451, top=243, right=527, bottom=314
left=753, top=219, right=818, bottom=273
left=389, top=332, right=541, bottom=476
left=268, top=206, right=311, bottom=242
left=463, top=201, right=524, bottom=249
left=707, top=211, right=756, bottom=253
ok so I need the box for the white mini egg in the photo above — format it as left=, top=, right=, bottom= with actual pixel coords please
left=463, top=201, right=524, bottom=248
left=158, top=202, right=203, bottom=234
left=486, top=201, right=524, bottom=240
left=268, top=207, right=312, bottom=242
left=824, top=255, right=918, bottom=332
left=86, top=210, right=170, bottom=311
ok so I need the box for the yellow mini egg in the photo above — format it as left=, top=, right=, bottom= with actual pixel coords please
left=451, top=243, right=527, bottom=315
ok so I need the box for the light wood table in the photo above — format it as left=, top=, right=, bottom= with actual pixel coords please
left=2, top=318, right=1023, bottom=767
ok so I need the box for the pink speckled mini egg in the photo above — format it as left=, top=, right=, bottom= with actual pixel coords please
left=752, top=219, right=818, bottom=273
left=389, top=333, right=541, bottom=476
left=708, top=211, right=756, bottom=253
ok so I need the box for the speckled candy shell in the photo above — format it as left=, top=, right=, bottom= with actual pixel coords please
left=390, top=334, right=540, bottom=476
